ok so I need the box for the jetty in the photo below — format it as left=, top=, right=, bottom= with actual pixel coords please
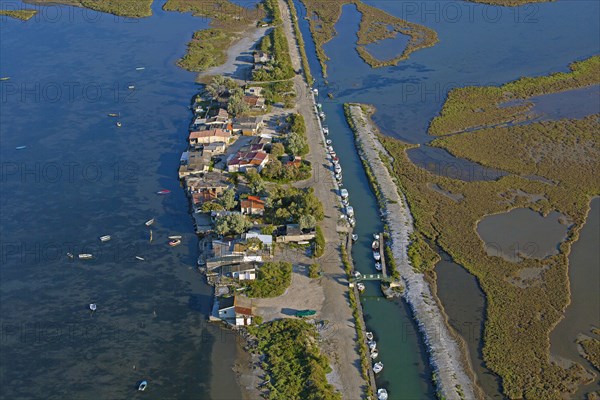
left=346, top=104, right=477, bottom=400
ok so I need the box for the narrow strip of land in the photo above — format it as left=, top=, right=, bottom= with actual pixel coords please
left=346, top=104, right=477, bottom=400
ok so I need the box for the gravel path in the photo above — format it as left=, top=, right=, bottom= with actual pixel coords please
left=347, top=104, right=477, bottom=400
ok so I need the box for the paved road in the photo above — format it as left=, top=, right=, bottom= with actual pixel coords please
left=277, top=0, right=367, bottom=397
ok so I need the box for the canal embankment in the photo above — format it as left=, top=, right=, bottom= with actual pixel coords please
left=345, top=103, right=478, bottom=400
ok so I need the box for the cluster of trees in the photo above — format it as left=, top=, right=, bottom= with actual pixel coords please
left=252, top=27, right=295, bottom=81
left=214, top=213, right=251, bottom=236
left=227, top=87, right=249, bottom=117
left=205, top=75, right=237, bottom=99
left=201, top=188, right=238, bottom=212
left=260, top=159, right=311, bottom=182
left=248, top=319, right=341, bottom=399
left=246, top=261, right=292, bottom=298
left=263, top=187, right=323, bottom=227
left=261, top=0, right=281, bottom=25
left=284, top=114, right=309, bottom=156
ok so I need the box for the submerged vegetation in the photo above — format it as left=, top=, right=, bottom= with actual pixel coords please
left=0, top=9, right=37, bottom=20
left=248, top=319, right=341, bottom=399
left=429, top=56, right=600, bottom=136
left=377, top=60, right=600, bottom=398
left=299, top=0, right=438, bottom=76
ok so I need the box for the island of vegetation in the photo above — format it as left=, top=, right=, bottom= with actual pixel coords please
left=376, top=57, right=600, bottom=398
left=466, top=0, right=554, bottom=6
left=24, top=0, right=153, bottom=17
left=0, top=9, right=37, bottom=20
left=578, top=329, right=600, bottom=372
left=299, top=0, right=438, bottom=76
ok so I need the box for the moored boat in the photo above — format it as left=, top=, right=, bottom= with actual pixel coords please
left=375, top=262, right=382, bottom=271
left=351, top=234, right=358, bottom=241
left=322, top=126, right=329, bottom=135
left=377, top=388, right=388, bottom=400
left=326, top=139, right=332, bottom=145
left=368, top=340, right=377, bottom=351
left=66, top=252, right=74, bottom=259
left=357, top=283, right=365, bottom=292
left=373, top=233, right=380, bottom=240
left=168, top=239, right=181, bottom=247
left=366, top=331, right=374, bottom=341
left=319, top=112, right=325, bottom=120
left=168, top=235, right=182, bottom=240
left=373, top=251, right=381, bottom=261
left=138, top=380, right=148, bottom=391
left=370, top=350, right=379, bottom=359
left=145, top=218, right=155, bottom=226
left=372, top=240, right=380, bottom=250
left=348, top=217, right=356, bottom=227
left=346, top=206, right=354, bottom=217
left=89, top=303, right=97, bottom=311
left=373, top=361, right=384, bottom=374
left=79, top=254, right=93, bottom=259
left=99, top=235, right=111, bottom=242
left=335, top=173, right=342, bottom=181
left=340, top=189, right=349, bottom=199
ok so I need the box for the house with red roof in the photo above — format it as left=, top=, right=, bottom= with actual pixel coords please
left=227, top=150, right=269, bottom=173
left=240, top=196, right=265, bottom=216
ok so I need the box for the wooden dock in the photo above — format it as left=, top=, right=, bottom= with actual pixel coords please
left=378, top=232, right=388, bottom=278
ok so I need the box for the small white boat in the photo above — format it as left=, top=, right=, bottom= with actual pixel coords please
left=15, top=146, right=26, bottom=150
left=135, top=256, right=145, bottom=261
left=353, top=271, right=362, bottom=278
left=368, top=341, right=377, bottom=351
left=138, top=380, right=148, bottom=391
left=377, top=388, right=388, bottom=400
left=326, top=139, right=332, bottom=145
left=145, top=218, right=155, bottom=226
left=351, top=234, right=358, bottom=241
left=340, top=189, right=348, bottom=199
left=373, top=252, right=381, bottom=261
left=169, top=239, right=181, bottom=247
left=357, top=283, right=365, bottom=292
left=128, top=85, right=135, bottom=90
left=346, top=206, right=354, bottom=217
left=349, top=217, right=356, bottom=227
left=334, top=165, right=342, bottom=174
left=373, top=361, right=383, bottom=374
left=366, top=331, right=374, bottom=341
left=99, top=235, right=111, bottom=242
left=371, top=349, right=379, bottom=359
left=342, top=199, right=349, bottom=207
left=335, top=173, right=342, bottom=181
left=322, top=126, right=329, bottom=135
left=89, top=303, right=97, bottom=311
left=66, top=252, right=74, bottom=259
left=136, top=67, right=146, bottom=71
left=116, top=121, right=122, bottom=127
left=375, top=262, right=382, bottom=271
left=0, top=77, right=10, bottom=81
left=149, top=230, right=153, bottom=243
left=317, top=103, right=322, bottom=110
left=319, top=112, right=326, bottom=120
left=372, top=240, right=380, bottom=250
left=168, top=235, right=182, bottom=240
left=326, top=145, right=334, bottom=153
left=374, top=233, right=380, bottom=240
left=79, top=254, right=93, bottom=259
left=312, top=88, right=319, bottom=95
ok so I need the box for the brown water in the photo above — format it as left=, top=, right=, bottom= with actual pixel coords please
left=477, top=208, right=570, bottom=262
left=434, top=252, right=504, bottom=400
left=550, top=197, right=600, bottom=398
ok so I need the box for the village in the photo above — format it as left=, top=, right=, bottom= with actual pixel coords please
left=177, top=50, right=341, bottom=328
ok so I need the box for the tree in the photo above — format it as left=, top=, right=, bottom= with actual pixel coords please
left=299, top=214, right=317, bottom=230
left=219, top=188, right=238, bottom=210
left=270, top=142, right=285, bottom=159
left=227, top=88, right=249, bottom=117
left=246, top=169, right=266, bottom=195
left=201, top=201, right=225, bottom=213
left=261, top=159, right=284, bottom=180
left=206, top=75, right=228, bottom=99
left=214, top=213, right=251, bottom=236
left=286, top=132, right=307, bottom=156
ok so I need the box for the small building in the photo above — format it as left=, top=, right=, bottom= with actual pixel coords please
left=243, top=95, right=266, bottom=110
left=227, top=150, right=269, bottom=173
left=185, top=172, right=231, bottom=195
left=244, top=231, right=273, bottom=250
left=275, top=224, right=316, bottom=243
left=193, top=212, right=213, bottom=234
left=245, top=86, right=264, bottom=97
left=232, top=116, right=264, bottom=136
left=286, top=156, right=302, bottom=168
left=221, top=263, right=257, bottom=281
left=203, top=141, right=227, bottom=156
left=240, top=196, right=265, bottom=216
left=253, top=51, right=272, bottom=64
left=178, top=150, right=211, bottom=178
left=189, top=129, right=231, bottom=146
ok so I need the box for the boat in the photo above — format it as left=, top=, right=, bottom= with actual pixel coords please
left=372, top=240, right=380, bottom=250
left=368, top=341, right=377, bottom=351
left=107, top=113, right=119, bottom=117
left=168, top=239, right=181, bottom=247
left=346, top=206, right=354, bottom=217
left=66, top=252, right=74, bottom=259
left=157, top=189, right=171, bottom=195
left=135, top=256, right=145, bottom=261
left=149, top=230, right=153, bottom=242
left=136, top=67, right=146, bottom=71
left=317, top=103, right=322, bottom=110
left=138, top=380, right=148, bottom=391
left=351, top=234, right=358, bottom=241
left=377, top=388, right=388, bottom=400
left=366, top=331, right=374, bottom=341
left=357, top=283, right=365, bottom=292
left=312, top=88, right=319, bottom=95
left=373, top=361, right=384, bottom=374
left=349, top=217, right=356, bottom=227
left=145, top=218, right=155, bottom=226
left=89, top=303, right=97, bottom=311
left=370, top=350, right=379, bottom=359
left=322, top=126, right=329, bottom=135
left=116, top=121, right=122, bottom=127
left=99, top=235, right=111, bottom=242
left=15, top=146, right=26, bottom=150
left=334, top=164, right=342, bottom=174
left=168, top=235, right=182, bottom=240
left=353, top=271, right=362, bottom=278
left=335, top=173, right=342, bottom=181
left=79, top=254, right=93, bottom=259
left=319, top=112, right=326, bottom=120
left=374, top=233, right=380, bottom=240
left=326, top=145, right=334, bottom=153
left=128, top=85, right=135, bottom=89
left=375, top=262, right=382, bottom=271
left=373, top=251, right=381, bottom=261
left=0, top=77, right=10, bottom=81
left=296, top=309, right=317, bottom=317
left=326, top=139, right=332, bottom=145
left=331, top=156, right=339, bottom=163
left=342, top=199, right=349, bottom=207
